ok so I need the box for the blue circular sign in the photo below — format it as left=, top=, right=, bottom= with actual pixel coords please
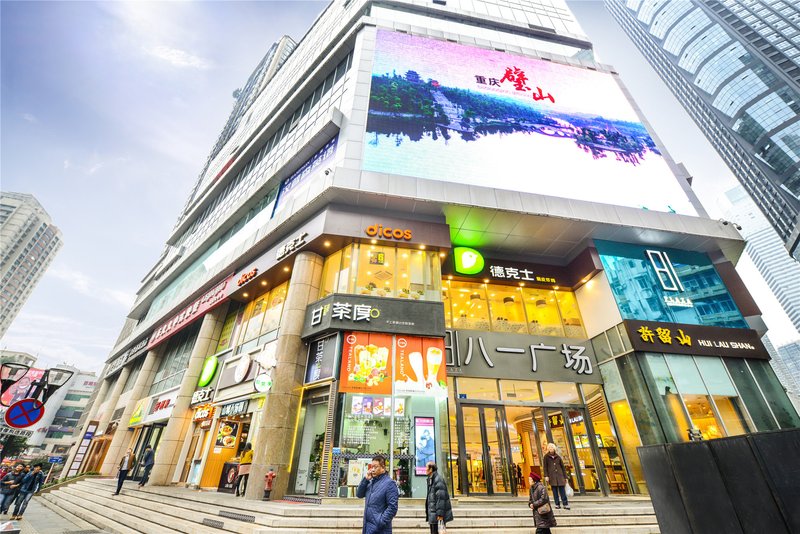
left=4, top=398, right=45, bottom=429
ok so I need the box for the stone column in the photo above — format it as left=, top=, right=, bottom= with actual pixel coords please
left=99, top=349, right=159, bottom=475
left=62, top=373, right=111, bottom=477
left=246, top=251, right=323, bottom=500
left=148, top=307, right=226, bottom=486
left=96, top=367, right=130, bottom=436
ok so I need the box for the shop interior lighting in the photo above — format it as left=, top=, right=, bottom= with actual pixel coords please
left=470, top=293, right=481, bottom=300
left=419, top=244, right=426, bottom=250
left=283, top=266, right=290, bottom=272
left=243, top=293, right=249, bottom=298
left=503, top=296, right=515, bottom=305
left=324, top=241, right=331, bottom=247
left=535, top=299, right=547, bottom=308
left=261, top=280, right=268, bottom=286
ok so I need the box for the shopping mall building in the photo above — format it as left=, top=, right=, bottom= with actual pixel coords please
left=65, top=0, right=799, bottom=500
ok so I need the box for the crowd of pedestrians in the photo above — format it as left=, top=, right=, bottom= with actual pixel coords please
left=356, top=442, right=572, bottom=533
left=0, top=463, right=46, bottom=520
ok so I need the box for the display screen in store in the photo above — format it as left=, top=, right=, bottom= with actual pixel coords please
left=414, top=417, right=436, bottom=475
left=363, top=30, right=695, bottom=215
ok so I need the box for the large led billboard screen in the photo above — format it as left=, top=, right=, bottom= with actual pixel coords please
left=363, top=30, right=696, bottom=215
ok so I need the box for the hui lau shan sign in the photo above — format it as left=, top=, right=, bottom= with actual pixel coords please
left=362, top=30, right=696, bottom=215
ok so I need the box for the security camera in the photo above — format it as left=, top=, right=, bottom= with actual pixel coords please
left=324, top=168, right=332, bottom=176
left=734, top=223, right=743, bottom=231
left=718, top=218, right=729, bottom=226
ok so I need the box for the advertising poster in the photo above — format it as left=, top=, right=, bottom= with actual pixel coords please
left=1, top=368, right=45, bottom=406
left=414, top=417, right=436, bottom=475
left=395, top=336, right=446, bottom=395
left=347, top=458, right=371, bottom=486
left=339, top=332, right=393, bottom=394
left=364, top=30, right=695, bottom=215
left=215, top=421, right=239, bottom=448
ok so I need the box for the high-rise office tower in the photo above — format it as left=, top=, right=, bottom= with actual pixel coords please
left=0, top=191, right=63, bottom=338
left=67, top=0, right=797, bottom=503
left=605, top=0, right=800, bottom=260
left=724, top=186, right=800, bottom=333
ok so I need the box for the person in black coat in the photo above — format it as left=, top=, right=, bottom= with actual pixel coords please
left=0, top=464, right=25, bottom=515
left=528, top=471, right=557, bottom=534
left=425, top=462, right=453, bottom=533
left=11, top=463, right=45, bottom=520
left=138, top=445, right=155, bottom=488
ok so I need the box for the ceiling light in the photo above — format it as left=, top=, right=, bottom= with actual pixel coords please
left=242, top=293, right=249, bottom=298
left=324, top=241, right=331, bottom=247
left=371, top=239, right=377, bottom=244
left=283, top=266, right=290, bottom=272
left=419, top=244, right=426, bottom=250
left=261, top=281, right=267, bottom=286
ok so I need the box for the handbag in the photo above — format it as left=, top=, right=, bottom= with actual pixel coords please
left=438, top=519, right=447, bottom=533
left=536, top=502, right=552, bottom=514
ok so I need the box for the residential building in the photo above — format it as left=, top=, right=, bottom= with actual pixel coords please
left=65, top=0, right=798, bottom=501
left=0, top=192, right=63, bottom=338
left=605, top=0, right=800, bottom=260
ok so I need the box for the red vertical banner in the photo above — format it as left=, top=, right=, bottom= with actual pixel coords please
left=395, top=336, right=446, bottom=394
left=339, top=332, right=393, bottom=394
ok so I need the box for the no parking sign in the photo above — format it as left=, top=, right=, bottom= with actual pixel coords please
left=3, top=398, right=45, bottom=429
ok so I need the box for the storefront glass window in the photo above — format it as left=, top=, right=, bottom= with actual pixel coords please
left=746, top=359, right=800, bottom=428
left=522, top=288, right=564, bottom=337
left=723, top=358, right=779, bottom=431
left=319, top=244, right=441, bottom=301
left=442, top=286, right=453, bottom=329
left=260, top=282, right=288, bottom=335
left=599, top=361, right=646, bottom=493
left=540, top=382, right=580, bottom=404
left=456, top=377, right=500, bottom=401
left=487, top=287, right=527, bottom=334
left=640, top=354, right=691, bottom=442
left=591, top=333, right=613, bottom=363
left=240, top=295, right=268, bottom=345
left=693, top=357, right=750, bottom=436
left=665, top=354, right=725, bottom=440
left=215, top=304, right=243, bottom=353
left=449, top=281, right=491, bottom=331
left=500, top=380, right=541, bottom=402
left=446, top=377, right=460, bottom=495
left=616, top=353, right=666, bottom=444
left=556, top=291, right=585, bottom=338
left=149, top=322, right=200, bottom=396
left=582, top=383, right=635, bottom=494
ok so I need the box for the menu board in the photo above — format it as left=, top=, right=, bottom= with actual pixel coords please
left=395, top=336, right=446, bottom=395
left=215, top=421, right=239, bottom=448
left=339, top=332, right=393, bottom=394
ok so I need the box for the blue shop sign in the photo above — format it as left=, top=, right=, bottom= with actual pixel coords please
left=595, top=240, right=747, bottom=329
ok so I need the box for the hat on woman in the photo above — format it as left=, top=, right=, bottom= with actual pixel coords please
left=530, top=471, right=542, bottom=482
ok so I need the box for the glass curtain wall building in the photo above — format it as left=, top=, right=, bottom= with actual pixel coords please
left=605, top=0, right=800, bottom=260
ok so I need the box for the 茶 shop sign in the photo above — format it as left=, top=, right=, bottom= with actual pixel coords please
left=147, top=275, right=232, bottom=350
left=623, top=320, right=769, bottom=360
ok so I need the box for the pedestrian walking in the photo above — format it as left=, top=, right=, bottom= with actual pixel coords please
left=137, top=445, right=155, bottom=488
left=356, top=455, right=399, bottom=534
left=235, top=443, right=253, bottom=497
left=113, top=448, right=136, bottom=496
left=0, top=464, right=25, bottom=515
left=425, top=462, right=453, bottom=533
left=543, top=443, right=570, bottom=510
left=528, top=471, right=557, bottom=534
left=516, top=463, right=525, bottom=490
left=10, top=463, right=45, bottom=520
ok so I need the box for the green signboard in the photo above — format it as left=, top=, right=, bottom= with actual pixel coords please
left=198, top=355, right=219, bottom=387
left=453, top=247, right=485, bottom=275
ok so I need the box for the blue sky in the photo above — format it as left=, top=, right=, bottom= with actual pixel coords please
left=1, top=1, right=796, bottom=373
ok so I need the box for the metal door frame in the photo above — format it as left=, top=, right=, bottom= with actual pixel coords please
left=457, top=403, right=514, bottom=496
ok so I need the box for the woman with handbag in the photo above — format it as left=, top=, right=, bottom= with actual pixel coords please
left=544, top=443, right=570, bottom=510
left=528, top=471, right=557, bottom=534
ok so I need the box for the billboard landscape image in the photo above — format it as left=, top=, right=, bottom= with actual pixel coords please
left=363, top=30, right=696, bottom=215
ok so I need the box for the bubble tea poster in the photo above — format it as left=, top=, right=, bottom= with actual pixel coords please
left=339, top=332, right=394, bottom=394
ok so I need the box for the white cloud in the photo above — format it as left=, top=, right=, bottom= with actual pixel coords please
left=22, top=113, right=38, bottom=123
left=145, top=45, right=212, bottom=70
left=63, top=159, right=71, bottom=170
left=46, top=266, right=135, bottom=309
left=87, top=162, right=104, bottom=175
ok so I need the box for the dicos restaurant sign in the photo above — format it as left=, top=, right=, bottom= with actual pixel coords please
left=148, top=275, right=233, bottom=350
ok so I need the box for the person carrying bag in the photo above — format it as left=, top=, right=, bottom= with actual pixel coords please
left=528, top=471, right=557, bottom=534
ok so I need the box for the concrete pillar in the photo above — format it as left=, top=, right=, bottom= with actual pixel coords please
left=62, top=373, right=111, bottom=477
left=246, top=251, right=323, bottom=500
left=148, top=307, right=226, bottom=486
left=99, top=349, right=159, bottom=475
left=96, top=367, right=130, bottom=436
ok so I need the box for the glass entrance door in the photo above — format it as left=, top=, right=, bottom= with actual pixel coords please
left=130, top=423, right=164, bottom=481
left=542, top=408, right=603, bottom=494
left=459, top=405, right=512, bottom=495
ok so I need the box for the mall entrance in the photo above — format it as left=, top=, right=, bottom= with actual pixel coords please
left=456, top=402, right=620, bottom=496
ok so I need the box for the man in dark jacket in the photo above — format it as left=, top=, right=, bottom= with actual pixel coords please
left=11, top=463, right=45, bottom=520
left=528, top=471, right=557, bottom=534
left=425, top=462, right=453, bottom=533
left=138, top=445, right=155, bottom=488
left=357, top=456, right=399, bottom=534
left=0, top=464, right=25, bottom=515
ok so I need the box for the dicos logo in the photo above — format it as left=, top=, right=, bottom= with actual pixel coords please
left=454, top=247, right=485, bottom=275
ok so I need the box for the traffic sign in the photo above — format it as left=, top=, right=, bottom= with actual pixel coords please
left=3, top=398, right=45, bottom=429
left=48, top=456, right=64, bottom=464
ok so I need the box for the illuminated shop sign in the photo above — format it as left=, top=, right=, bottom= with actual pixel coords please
left=365, top=224, right=413, bottom=241
left=237, top=269, right=258, bottom=287
left=219, top=399, right=249, bottom=418
left=596, top=240, right=748, bottom=329
left=622, top=320, right=769, bottom=360
left=191, top=387, right=214, bottom=406
left=453, top=247, right=484, bottom=275
left=363, top=30, right=695, bottom=215
left=301, top=294, right=445, bottom=339
left=276, top=232, right=308, bottom=260
left=448, top=329, right=601, bottom=384
left=448, top=248, right=562, bottom=285
left=143, top=390, right=178, bottom=424
left=148, top=275, right=233, bottom=350
left=305, top=334, right=339, bottom=385
left=193, top=404, right=214, bottom=422
left=197, top=356, right=219, bottom=388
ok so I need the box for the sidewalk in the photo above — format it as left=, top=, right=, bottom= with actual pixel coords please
left=2, top=499, right=104, bottom=534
